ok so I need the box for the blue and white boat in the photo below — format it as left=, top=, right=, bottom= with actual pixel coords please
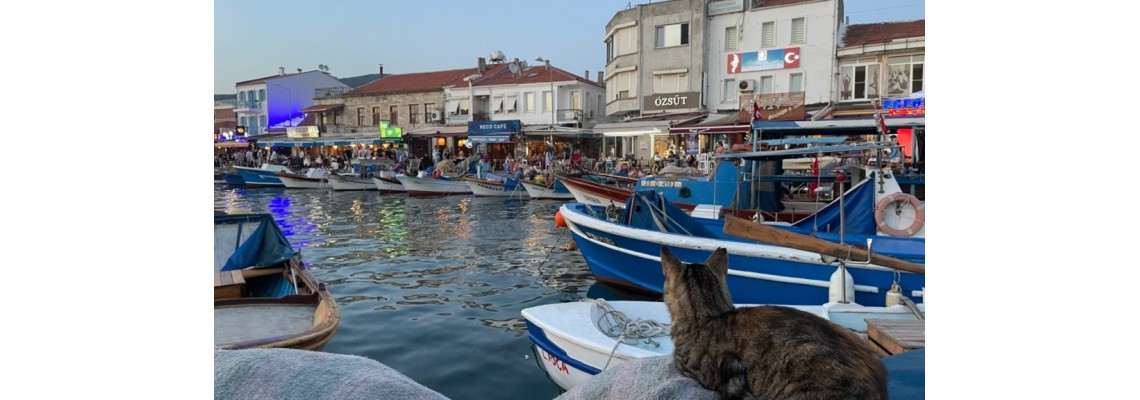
left=463, top=175, right=527, bottom=197
left=558, top=164, right=924, bottom=307
left=522, top=299, right=924, bottom=391
left=233, top=163, right=290, bottom=188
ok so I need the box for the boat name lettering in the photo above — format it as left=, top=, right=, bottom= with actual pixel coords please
left=642, top=180, right=681, bottom=188
left=583, top=194, right=602, bottom=204
left=540, top=349, right=570, bottom=374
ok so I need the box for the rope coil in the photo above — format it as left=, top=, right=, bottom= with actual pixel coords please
left=587, top=298, right=672, bottom=370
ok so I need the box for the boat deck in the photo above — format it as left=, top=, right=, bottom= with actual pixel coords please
left=214, top=304, right=316, bottom=346
left=866, top=318, right=925, bottom=357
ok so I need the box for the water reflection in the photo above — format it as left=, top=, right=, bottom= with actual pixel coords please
left=214, top=187, right=650, bottom=400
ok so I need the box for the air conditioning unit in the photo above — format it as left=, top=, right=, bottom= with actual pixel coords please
left=430, top=111, right=442, bottom=122
left=738, top=79, right=756, bottom=92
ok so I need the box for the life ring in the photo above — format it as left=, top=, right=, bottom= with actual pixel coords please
left=874, top=193, right=925, bottom=237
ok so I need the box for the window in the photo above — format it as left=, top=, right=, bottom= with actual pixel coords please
left=887, top=55, right=924, bottom=97
left=653, top=72, right=689, bottom=94
left=789, top=73, right=803, bottom=93
left=655, top=23, right=689, bottom=48
left=762, top=21, right=775, bottom=48
left=525, top=92, right=535, bottom=112
left=424, top=103, right=435, bottom=122
left=759, top=76, right=773, bottom=94
left=239, top=92, right=246, bottom=102
left=570, top=91, right=580, bottom=110
left=372, top=107, right=381, bottom=125
left=408, top=104, right=418, bottom=124
left=840, top=61, right=881, bottom=100
left=493, top=96, right=504, bottom=114
left=506, top=95, right=517, bottom=113
left=607, top=26, right=638, bottom=61
left=357, top=108, right=364, bottom=126
left=239, top=116, right=246, bottom=127
left=791, top=18, right=805, bottom=44
left=606, top=71, right=637, bottom=101
left=725, top=26, right=738, bottom=51
left=544, top=91, right=552, bottom=112
left=723, top=79, right=736, bottom=102
left=258, top=89, right=265, bottom=101
left=390, top=105, right=399, bottom=125
left=259, top=115, right=266, bottom=129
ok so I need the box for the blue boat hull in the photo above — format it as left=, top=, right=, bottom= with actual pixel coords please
left=235, top=167, right=284, bottom=187
left=221, top=171, right=245, bottom=185
left=562, top=204, right=924, bottom=307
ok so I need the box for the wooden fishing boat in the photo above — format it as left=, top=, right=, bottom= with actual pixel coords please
left=371, top=175, right=406, bottom=194
left=519, top=178, right=575, bottom=200
left=463, top=176, right=527, bottom=197
left=214, top=213, right=339, bottom=350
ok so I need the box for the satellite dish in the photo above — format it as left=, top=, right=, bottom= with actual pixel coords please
left=508, top=63, right=519, bottom=74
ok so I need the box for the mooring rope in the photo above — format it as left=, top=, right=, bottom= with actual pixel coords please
left=587, top=298, right=671, bottom=370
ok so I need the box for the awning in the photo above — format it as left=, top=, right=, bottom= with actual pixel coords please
left=260, top=137, right=399, bottom=148
left=407, top=125, right=468, bottom=137
left=214, top=142, right=250, bottom=148
left=752, top=117, right=924, bottom=134
left=468, top=135, right=512, bottom=143
left=523, top=125, right=599, bottom=139
left=716, top=142, right=893, bottom=160
left=301, top=103, right=345, bottom=113
left=668, top=113, right=749, bottom=135
left=592, top=120, right=670, bottom=137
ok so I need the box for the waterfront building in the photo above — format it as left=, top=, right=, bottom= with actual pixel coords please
left=232, top=68, right=350, bottom=138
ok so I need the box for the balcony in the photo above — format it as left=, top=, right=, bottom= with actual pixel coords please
left=233, top=100, right=261, bottom=112
left=556, top=109, right=583, bottom=124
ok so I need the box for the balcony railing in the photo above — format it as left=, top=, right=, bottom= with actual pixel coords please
left=233, top=100, right=261, bottom=111
left=556, top=109, right=582, bottom=123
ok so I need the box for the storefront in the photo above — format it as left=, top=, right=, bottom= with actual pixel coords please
left=668, top=113, right=751, bottom=155
left=407, top=125, right=468, bottom=159
left=468, top=119, right=521, bottom=164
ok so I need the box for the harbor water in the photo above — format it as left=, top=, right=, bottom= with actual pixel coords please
left=214, top=185, right=656, bottom=400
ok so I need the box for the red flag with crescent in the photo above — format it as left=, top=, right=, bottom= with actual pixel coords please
left=752, top=100, right=763, bottom=123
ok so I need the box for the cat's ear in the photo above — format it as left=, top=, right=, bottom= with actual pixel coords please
left=661, top=246, right=682, bottom=278
left=704, top=248, right=729, bottom=277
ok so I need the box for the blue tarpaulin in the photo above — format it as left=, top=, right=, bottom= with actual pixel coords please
left=216, top=213, right=296, bottom=272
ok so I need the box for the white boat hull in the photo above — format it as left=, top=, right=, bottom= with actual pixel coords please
left=563, top=181, right=622, bottom=208
left=465, top=179, right=526, bottom=197
left=371, top=177, right=406, bottom=193
left=278, top=170, right=330, bottom=189
left=327, top=174, right=378, bottom=191
left=395, top=175, right=472, bottom=197
left=523, top=300, right=923, bottom=391
left=520, top=181, right=575, bottom=200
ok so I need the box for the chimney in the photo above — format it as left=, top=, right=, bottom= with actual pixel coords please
left=478, top=57, right=487, bottom=73
left=379, top=64, right=384, bottom=76
left=585, top=70, right=589, bottom=81
left=278, top=67, right=285, bottom=76
left=597, top=71, right=604, bottom=84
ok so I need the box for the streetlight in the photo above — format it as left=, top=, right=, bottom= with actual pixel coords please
left=274, top=84, right=293, bottom=127
left=464, top=74, right=482, bottom=123
left=535, top=57, right=554, bottom=126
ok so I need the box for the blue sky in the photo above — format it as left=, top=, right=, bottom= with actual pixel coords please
left=214, top=0, right=924, bottom=93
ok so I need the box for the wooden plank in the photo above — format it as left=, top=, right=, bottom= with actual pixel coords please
left=866, top=319, right=925, bottom=355
left=723, top=216, right=925, bottom=275
left=866, top=337, right=892, bottom=358
left=214, top=272, right=222, bottom=287
left=220, top=271, right=233, bottom=286
left=230, top=270, right=245, bottom=285
left=241, top=267, right=285, bottom=279
left=214, top=285, right=242, bottom=300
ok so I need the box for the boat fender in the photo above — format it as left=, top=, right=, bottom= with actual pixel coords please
left=565, top=240, right=577, bottom=251
left=679, top=187, right=691, bottom=198
left=554, top=210, right=567, bottom=228
left=885, top=282, right=903, bottom=307
left=874, top=193, right=925, bottom=237
left=828, top=264, right=855, bottom=304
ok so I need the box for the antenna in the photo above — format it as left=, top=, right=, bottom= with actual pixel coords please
left=508, top=63, right=519, bottom=74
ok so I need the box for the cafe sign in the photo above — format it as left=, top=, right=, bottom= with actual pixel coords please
left=738, top=92, right=805, bottom=122
left=286, top=125, right=320, bottom=139
left=708, top=0, right=744, bottom=16
left=642, top=91, right=700, bottom=112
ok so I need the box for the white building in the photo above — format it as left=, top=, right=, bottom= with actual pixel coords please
left=233, top=68, right=350, bottom=137
left=444, top=58, right=605, bottom=129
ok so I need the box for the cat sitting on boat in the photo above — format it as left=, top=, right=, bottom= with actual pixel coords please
left=661, top=247, right=888, bottom=400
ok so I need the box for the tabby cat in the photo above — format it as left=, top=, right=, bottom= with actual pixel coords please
left=661, top=246, right=888, bottom=400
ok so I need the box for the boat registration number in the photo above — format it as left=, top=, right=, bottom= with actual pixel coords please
left=641, top=180, right=681, bottom=188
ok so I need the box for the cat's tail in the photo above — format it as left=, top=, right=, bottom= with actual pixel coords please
left=717, top=352, right=748, bottom=400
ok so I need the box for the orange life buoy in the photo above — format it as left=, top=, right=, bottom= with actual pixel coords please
left=554, top=210, right=567, bottom=228
left=874, top=193, right=925, bottom=237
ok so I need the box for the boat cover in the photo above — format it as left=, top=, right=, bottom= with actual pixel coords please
left=215, top=213, right=296, bottom=272
left=787, top=174, right=877, bottom=235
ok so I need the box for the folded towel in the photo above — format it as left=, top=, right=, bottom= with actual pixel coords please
left=554, top=356, right=718, bottom=400
left=215, top=348, right=449, bottom=400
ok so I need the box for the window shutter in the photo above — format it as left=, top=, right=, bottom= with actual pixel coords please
left=792, top=18, right=804, bottom=44
left=762, top=22, right=775, bottom=48
left=726, top=27, right=738, bottom=51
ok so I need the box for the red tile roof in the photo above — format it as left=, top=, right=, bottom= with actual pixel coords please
left=346, top=65, right=508, bottom=96
left=474, top=64, right=602, bottom=88
left=841, top=20, right=925, bottom=47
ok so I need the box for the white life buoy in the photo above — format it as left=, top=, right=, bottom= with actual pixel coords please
left=875, top=193, right=925, bottom=237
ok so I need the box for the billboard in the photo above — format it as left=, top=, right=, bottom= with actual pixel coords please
left=727, top=47, right=800, bottom=74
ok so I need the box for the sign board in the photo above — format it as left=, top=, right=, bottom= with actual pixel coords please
left=378, top=119, right=403, bottom=139
left=738, top=92, right=806, bottom=122
left=881, top=97, right=926, bottom=116
left=727, top=48, right=800, bottom=74
left=467, top=119, right=521, bottom=135
left=642, top=92, right=700, bottom=112
left=708, top=0, right=744, bottom=16
left=286, top=125, right=320, bottom=139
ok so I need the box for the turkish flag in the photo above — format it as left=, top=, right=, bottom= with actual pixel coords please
left=752, top=100, right=763, bottom=122
left=783, top=47, right=801, bottom=69
left=875, top=111, right=889, bottom=135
